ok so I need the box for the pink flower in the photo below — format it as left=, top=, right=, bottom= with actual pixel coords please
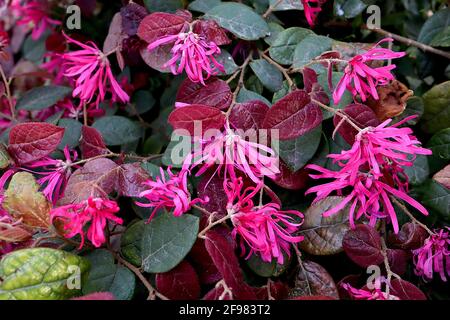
left=225, top=178, right=304, bottom=264
left=136, top=167, right=206, bottom=222
left=42, top=52, right=67, bottom=85
left=333, top=38, right=406, bottom=104
left=301, top=0, right=327, bottom=27
left=23, top=146, right=78, bottom=204
left=185, top=123, right=280, bottom=184
left=0, top=29, right=9, bottom=60
left=413, top=227, right=450, bottom=282
left=13, top=1, right=61, bottom=40
left=50, top=197, right=123, bottom=248
left=147, top=31, right=224, bottom=85
left=61, top=33, right=130, bottom=107
left=342, top=282, right=399, bottom=300
left=306, top=117, right=431, bottom=233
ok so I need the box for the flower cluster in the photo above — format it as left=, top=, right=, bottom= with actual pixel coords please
left=301, top=0, right=327, bottom=27
left=50, top=197, right=123, bottom=248
left=306, top=117, right=432, bottom=233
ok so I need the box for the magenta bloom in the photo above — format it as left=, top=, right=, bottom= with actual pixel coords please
left=13, top=1, right=61, bottom=40
left=185, top=123, right=280, bottom=184
left=342, top=283, right=399, bottom=300
left=147, top=31, right=224, bottom=85
left=413, top=227, right=450, bottom=282
left=301, top=0, right=327, bottom=27
left=333, top=38, right=405, bottom=104
left=136, top=167, right=206, bottom=222
left=306, top=117, right=431, bottom=233
left=225, top=178, right=304, bottom=264
left=23, top=146, right=77, bottom=204
left=50, top=197, right=123, bottom=248
left=62, top=33, right=130, bottom=107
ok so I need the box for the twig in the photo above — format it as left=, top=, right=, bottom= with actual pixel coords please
left=263, top=0, right=283, bottom=18
left=260, top=51, right=295, bottom=90
left=310, top=97, right=362, bottom=132
left=82, top=102, right=88, bottom=126
left=227, top=52, right=253, bottom=116
left=293, top=245, right=312, bottom=296
left=0, top=65, right=15, bottom=120
left=390, top=197, right=434, bottom=236
left=198, top=212, right=233, bottom=239
left=380, top=236, right=402, bottom=298
left=368, top=27, right=450, bottom=60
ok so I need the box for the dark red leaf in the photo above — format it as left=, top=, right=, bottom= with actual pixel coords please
left=388, top=222, right=428, bottom=250
left=8, top=122, right=65, bottom=165
left=390, top=279, right=427, bottom=300
left=59, top=158, right=120, bottom=205
left=174, top=10, right=193, bottom=22
left=202, top=285, right=232, bottom=300
left=156, top=260, right=201, bottom=300
left=229, top=100, right=270, bottom=133
left=137, top=12, right=188, bottom=44
left=193, top=20, right=231, bottom=46
left=168, top=105, right=226, bottom=136
left=118, top=162, right=150, bottom=198
left=254, top=281, right=289, bottom=300
left=139, top=44, right=172, bottom=73
left=263, top=90, right=322, bottom=140
left=120, top=2, right=148, bottom=36
left=302, top=67, right=318, bottom=93
left=103, top=13, right=127, bottom=70
left=46, top=33, right=66, bottom=53
left=204, top=230, right=257, bottom=300
left=337, top=274, right=361, bottom=300
left=188, top=239, right=221, bottom=285
left=79, top=126, right=109, bottom=159
left=272, top=161, right=309, bottom=190
left=197, top=173, right=228, bottom=218
left=333, top=104, right=381, bottom=145
left=176, top=78, right=232, bottom=110
left=343, top=225, right=384, bottom=268
left=291, top=296, right=337, bottom=300
left=387, top=249, right=409, bottom=275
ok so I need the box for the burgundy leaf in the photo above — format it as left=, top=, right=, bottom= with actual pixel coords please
left=302, top=68, right=330, bottom=106
left=176, top=78, right=232, bottom=110
left=204, top=230, right=257, bottom=300
left=333, top=104, right=381, bottom=145
left=8, top=122, right=65, bottom=165
left=168, top=105, right=226, bottom=136
left=137, top=12, right=188, bottom=44
left=291, top=296, right=337, bottom=300
left=189, top=239, right=221, bottom=285
left=71, top=292, right=116, bottom=300
left=388, top=222, right=428, bottom=250
left=79, top=126, right=109, bottom=159
left=337, top=274, right=361, bottom=300
left=390, top=279, right=427, bottom=300
left=272, top=161, right=310, bottom=190
left=103, top=13, right=128, bottom=62
left=139, top=44, right=172, bottom=73
left=202, top=285, right=232, bottom=300
left=263, top=90, right=322, bottom=140
left=174, top=10, right=193, bottom=22
left=59, top=158, right=120, bottom=205
left=118, top=162, right=151, bottom=198
left=387, top=249, right=409, bottom=275
left=197, top=173, right=228, bottom=218
left=342, top=225, right=384, bottom=268
left=156, top=260, right=201, bottom=300
left=193, top=20, right=231, bottom=46
left=229, top=100, right=270, bottom=133
left=254, top=281, right=289, bottom=300
left=120, top=2, right=148, bottom=36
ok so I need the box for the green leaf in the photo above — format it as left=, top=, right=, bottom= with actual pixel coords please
left=292, top=35, right=332, bottom=70
left=93, top=116, right=142, bottom=146
left=404, top=155, right=430, bottom=186
left=22, top=33, right=48, bottom=62
left=269, top=27, right=314, bottom=65
left=268, top=0, right=303, bottom=11
left=127, top=90, right=155, bottom=115
left=83, top=250, right=135, bottom=300
left=250, top=59, right=283, bottom=92
left=237, top=87, right=272, bottom=106
left=318, top=72, right=352, bottom=119
left=418, top=8, right=450, bottom=45
left=299, top=197, right=350, bottom=255
left=395, top=96, right=424, bottom=126
left=334, top=0, right=367, bottom=18
left=216, top=50, right=239, bottom=75
left=205, top=3, right=270, bottom=41
left=0, top=248, right=89, bottom=300
left=162, top=133, right=192, bottom=168
left=427, top=128, right=450, bottom=160
left=143, top=0, right=183, bottom=12
left=188, top=0, right=222, bottom=13
left=277, top=125, right=322, bottom=172
left=16, top=86, right=72, bottom=111
left=430, top=26, right=450, bottom=47
left=420, top=180, right=450, bottom=218
left=141, top=213, right=199, bottom=273
left=264, top=23, right=285, bottom=46
left=120, top=220, right=145, bottom=267
left=422, top=81, right=450, bottom=134
left=58, top=118, right=82, bottom=149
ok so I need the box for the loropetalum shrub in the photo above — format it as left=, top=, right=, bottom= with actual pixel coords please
left=0, top=0, right=449, bottom=301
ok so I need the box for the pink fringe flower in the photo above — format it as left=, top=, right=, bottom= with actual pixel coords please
left=333, top=38, right=406, bottom=104
left=61, top=33, right=130, bottom=107
left=184, top=123, right=280, bottom=184
left=413, top=227, right=450, bottom=282
left=13, top=1, right=61, bottom=40
left=342, top=283, right=399, bottom=300
left=50, top=197, right=123, bottom=248
left=147, top=31, right=224, bottom=85
left=301, top=0, right=327, bottom=27
left=136, top=167, right=206, bottom=222
left=306, top=117, right=431, bottom=233
left=23, top=146, right=78, bottom=204
left=225, top=178, right=304, bottom=264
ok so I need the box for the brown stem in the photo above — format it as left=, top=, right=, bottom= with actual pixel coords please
left=228, top=52, right=253, bottom=116
left=82, top=102, right=88, bottom=126
left=260, top=51, right=295, bottom=90
left=310, top=97, right=363, bottom=132
left=367, top=27, right=450, bottom=60
left=0, top=65, right=15, bottom=120
left=262, top=0, right=283, bottom=18
left=390, top=196, right=435, bottom=236
left=380, top=236, right=401, bottom=299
